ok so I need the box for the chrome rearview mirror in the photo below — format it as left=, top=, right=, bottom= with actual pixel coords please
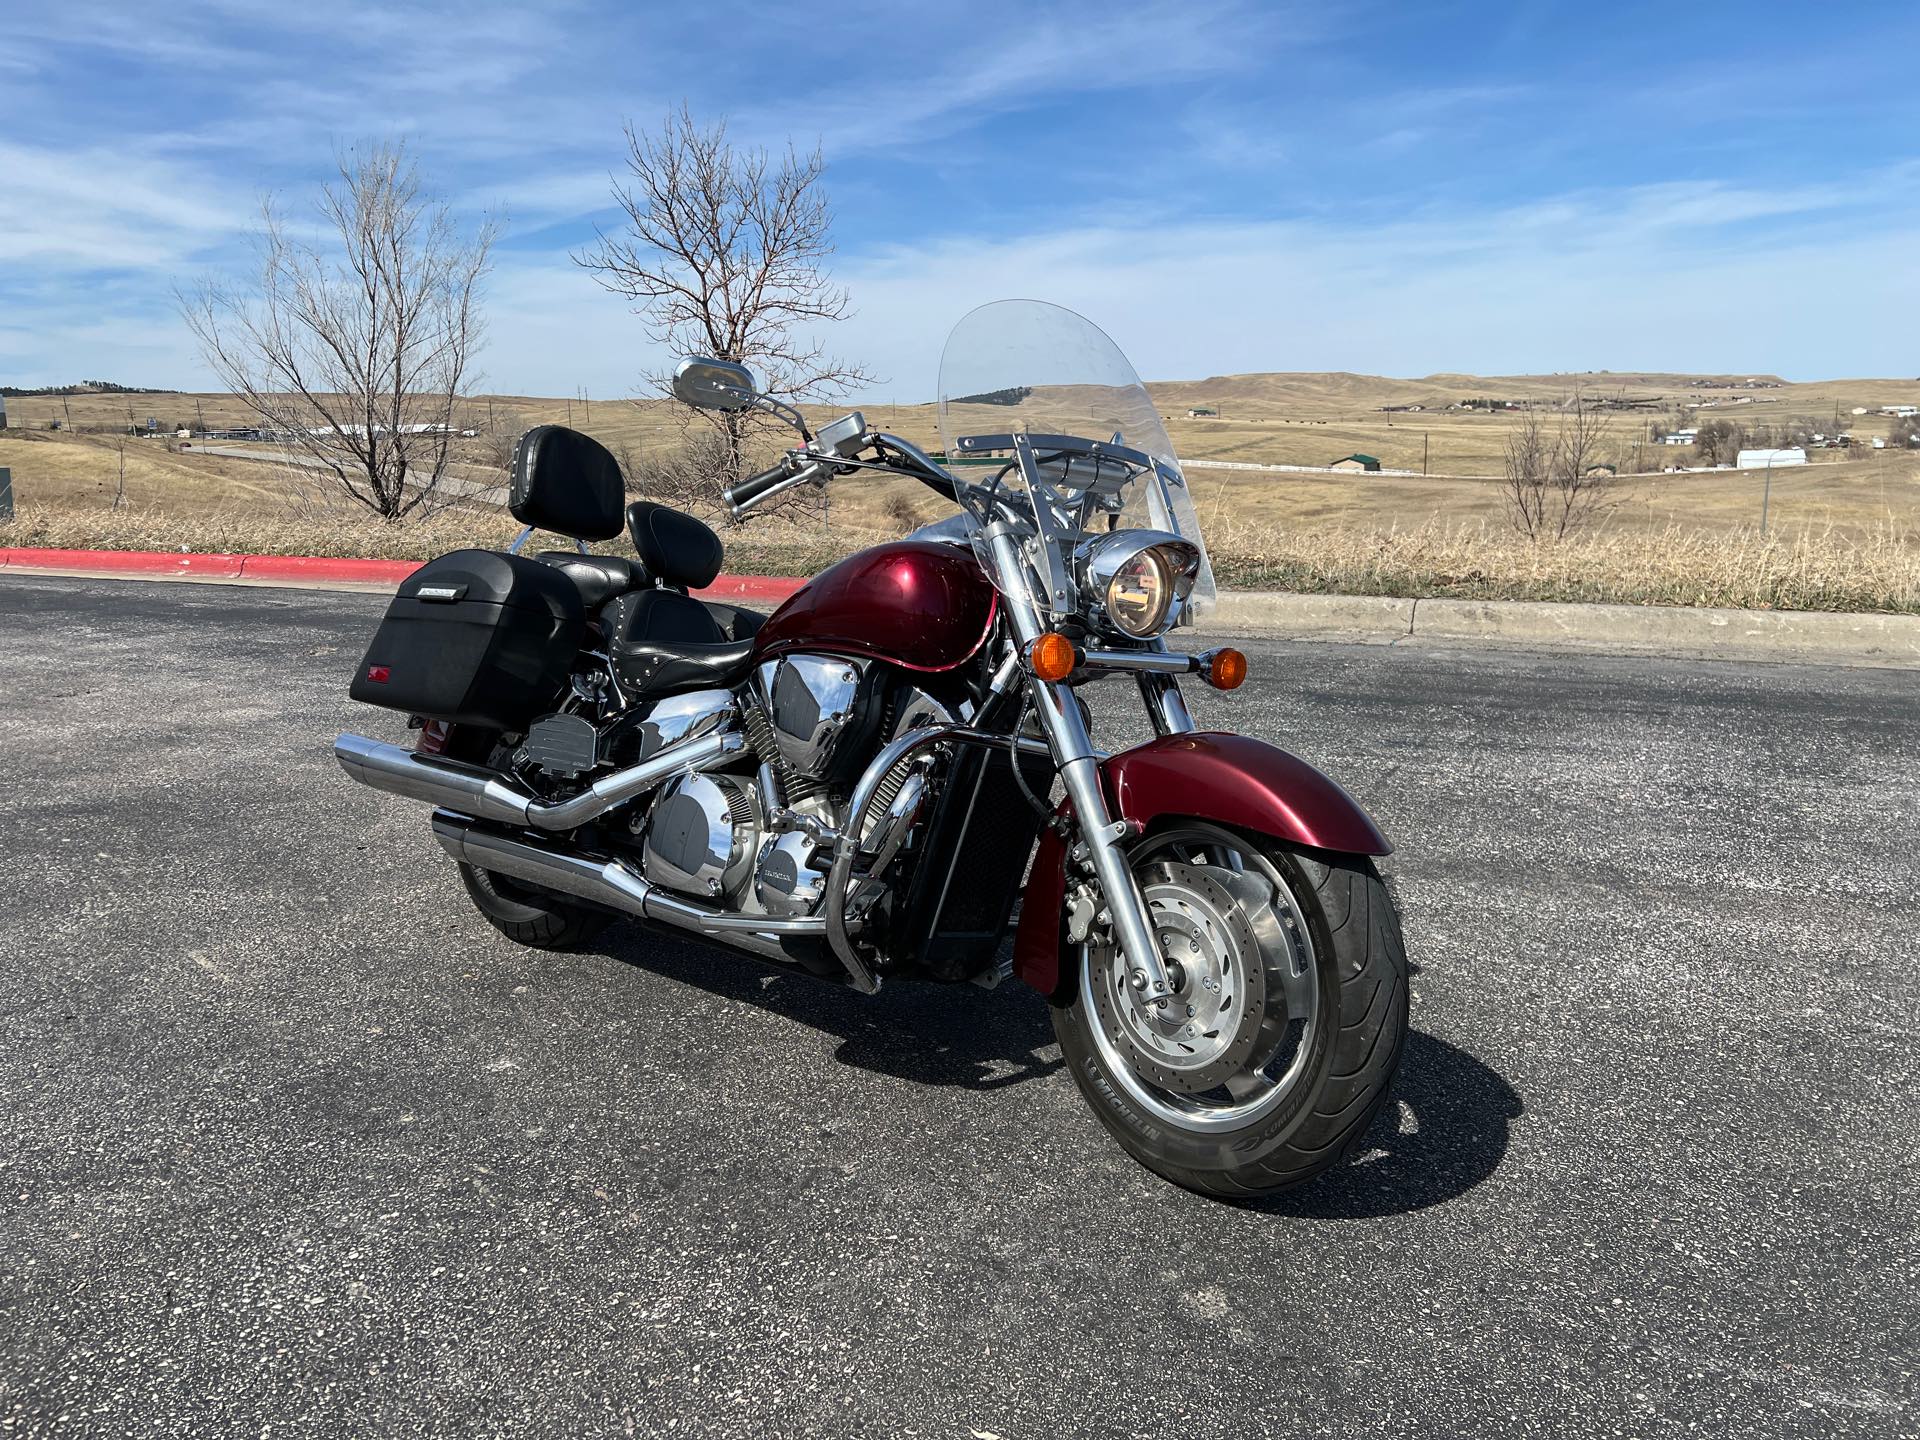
left=672, top=357, right=760, bottom=413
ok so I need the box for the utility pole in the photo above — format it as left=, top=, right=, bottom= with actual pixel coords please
left=1422, top=432, right=1429, bottom=476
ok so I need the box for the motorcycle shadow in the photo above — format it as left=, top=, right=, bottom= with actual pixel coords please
left=1252, top=1029, right=1524, bottom=1219
left=594, top=938, right=1518, bottom=1213
left=598, top=934, right=1064, bottom=1093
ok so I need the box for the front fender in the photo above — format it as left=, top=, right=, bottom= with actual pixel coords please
left=1012, top=732, right=1390, bottom=1000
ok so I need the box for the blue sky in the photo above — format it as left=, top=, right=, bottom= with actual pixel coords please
left=3, top=0, right=1918, bottom=399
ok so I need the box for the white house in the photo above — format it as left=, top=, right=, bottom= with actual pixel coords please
left=1662, top=428, right=1699, bottom=446
left=1735, top=447, right=1807, bottom=469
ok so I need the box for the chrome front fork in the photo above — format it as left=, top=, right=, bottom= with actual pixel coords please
left=982, top=525, right=1186, bottom=1004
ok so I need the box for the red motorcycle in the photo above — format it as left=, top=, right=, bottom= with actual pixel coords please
left=336, top=299, right=1406, bottom=1197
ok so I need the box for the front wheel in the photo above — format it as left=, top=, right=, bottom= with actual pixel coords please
left=1052, top=823, right=1407, bottom=1199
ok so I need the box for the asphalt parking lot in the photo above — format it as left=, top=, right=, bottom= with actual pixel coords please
left=0, top=572, right=1914, bottom=1439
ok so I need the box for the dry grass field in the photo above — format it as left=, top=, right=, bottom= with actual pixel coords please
left=6, top=369, right=1919, bottom=611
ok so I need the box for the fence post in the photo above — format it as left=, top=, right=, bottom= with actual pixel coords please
left=0, top=467, right=11, bottom=522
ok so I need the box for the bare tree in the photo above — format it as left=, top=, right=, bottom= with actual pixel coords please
left=181, top=142, right=495, bottom=521
left=575, top=106, right=874, bottom=504
left=1693, top=418, right=1742, bottom=466
left=1501, top=386, right=1617, bottom=540
left=622, top=428, right=732, bottom=515
left=1502, top=404, right=1552, bottom=540
left=467, top=404, right=527, bottom=473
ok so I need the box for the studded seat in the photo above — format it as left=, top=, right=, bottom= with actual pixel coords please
left=602, top=589, right=759, bottom=697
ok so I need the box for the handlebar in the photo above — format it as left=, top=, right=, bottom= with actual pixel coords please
left=723, top=434, right=976, bottom=522
left=723, top=456, right=805, bottom=515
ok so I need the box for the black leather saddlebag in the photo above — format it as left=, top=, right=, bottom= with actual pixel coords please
left=350, top=549, right=584, bottom=731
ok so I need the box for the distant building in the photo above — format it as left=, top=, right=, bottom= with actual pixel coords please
left=1584, top=463, right=1617, bottom=478
left=1879, top=405, right=1919, bottom=418
left=1735, top=447, right=1807, bottom=469
left=1662, top=429, right=1699, bottom=445
left=1329, top=453, right=1382, bottom=472
left=1186, top=406, right=1218, bottom=418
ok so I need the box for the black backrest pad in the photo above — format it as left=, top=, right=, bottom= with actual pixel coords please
left=626, top=501, right=724, bottom=589
left=536, top=552, right=635, bottom=611
left=510, top=425, right=625, bottom=541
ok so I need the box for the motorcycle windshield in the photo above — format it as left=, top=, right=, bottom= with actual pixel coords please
left=937, top=299, right=1217, bottom=620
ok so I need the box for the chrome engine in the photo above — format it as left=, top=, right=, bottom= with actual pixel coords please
left=639, top=771, right=758, bottom=900
left=753, top=655, right=877, bottom=784
left=754, top=831, right=828, bottom=916
left=631, top=657, right=957, bottom=918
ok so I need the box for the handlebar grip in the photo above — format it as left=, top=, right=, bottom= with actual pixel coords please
left=722, top=458, right=796, bottom=513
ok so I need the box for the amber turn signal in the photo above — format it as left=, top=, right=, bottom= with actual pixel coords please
left=1027, top=631, right=1079, bottom=682
left=1202, top=647, right=1248, bottom=690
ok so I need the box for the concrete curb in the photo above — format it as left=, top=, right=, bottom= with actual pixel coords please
left=1204, top=591, right=1920, bottom=666
left=1211, top=592, right=1416, bottom=643
left=1408, top=597, right=1920, bottom=666
left=2, top=546, right=1912, bottom=668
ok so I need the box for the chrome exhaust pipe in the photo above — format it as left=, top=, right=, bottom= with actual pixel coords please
left=334, top=729, right=743, bottom=830
left=430, top=811, right=827, bottom=964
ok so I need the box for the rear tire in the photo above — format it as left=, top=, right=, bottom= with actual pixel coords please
left=1052, top=831, right=1407, bottom=1200
left=427, top=727, right=618, bottom=952
left=456, top=861, right=616, bottom=951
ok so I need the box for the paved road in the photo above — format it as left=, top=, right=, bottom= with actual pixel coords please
left=0, top=572, right=1914, bottom=1439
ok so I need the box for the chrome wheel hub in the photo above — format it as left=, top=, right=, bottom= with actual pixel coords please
left=1092, top=863, right=1266, bottom=1094
left=1080, top=824, right=1326, bottom=1135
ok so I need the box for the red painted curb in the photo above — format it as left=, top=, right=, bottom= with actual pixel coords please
left=1, top=546, right=247, bottom=578
left=697, top=574, right=806, bottom=605
left=239, top=555, right=422, bottom=584
left=0, top=545, right=806, bottom=602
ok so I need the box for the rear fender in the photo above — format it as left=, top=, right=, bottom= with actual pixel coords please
left=1012, top=732, right=1390, bottom=1001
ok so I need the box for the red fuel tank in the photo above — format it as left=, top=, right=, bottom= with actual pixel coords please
left=751, top=541, right=998, bottom=673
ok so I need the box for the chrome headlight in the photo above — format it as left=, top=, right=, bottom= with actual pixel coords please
left=1080, top=531, right=1202, bottom=639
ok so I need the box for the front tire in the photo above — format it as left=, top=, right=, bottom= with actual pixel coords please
left=1052, top=825, right=1407, bottom=1199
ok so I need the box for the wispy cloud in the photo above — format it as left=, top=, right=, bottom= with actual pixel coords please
left=3, top=1, right=1915, bottom=391
left=729, top=0, right=1292, bottom=157
left=0, top=140, right=246, bottom=269
left=823, top=171, right=1920, bottom=397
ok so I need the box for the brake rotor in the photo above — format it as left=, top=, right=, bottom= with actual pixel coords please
left=1091, top=862, right=1267, bottom=1094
